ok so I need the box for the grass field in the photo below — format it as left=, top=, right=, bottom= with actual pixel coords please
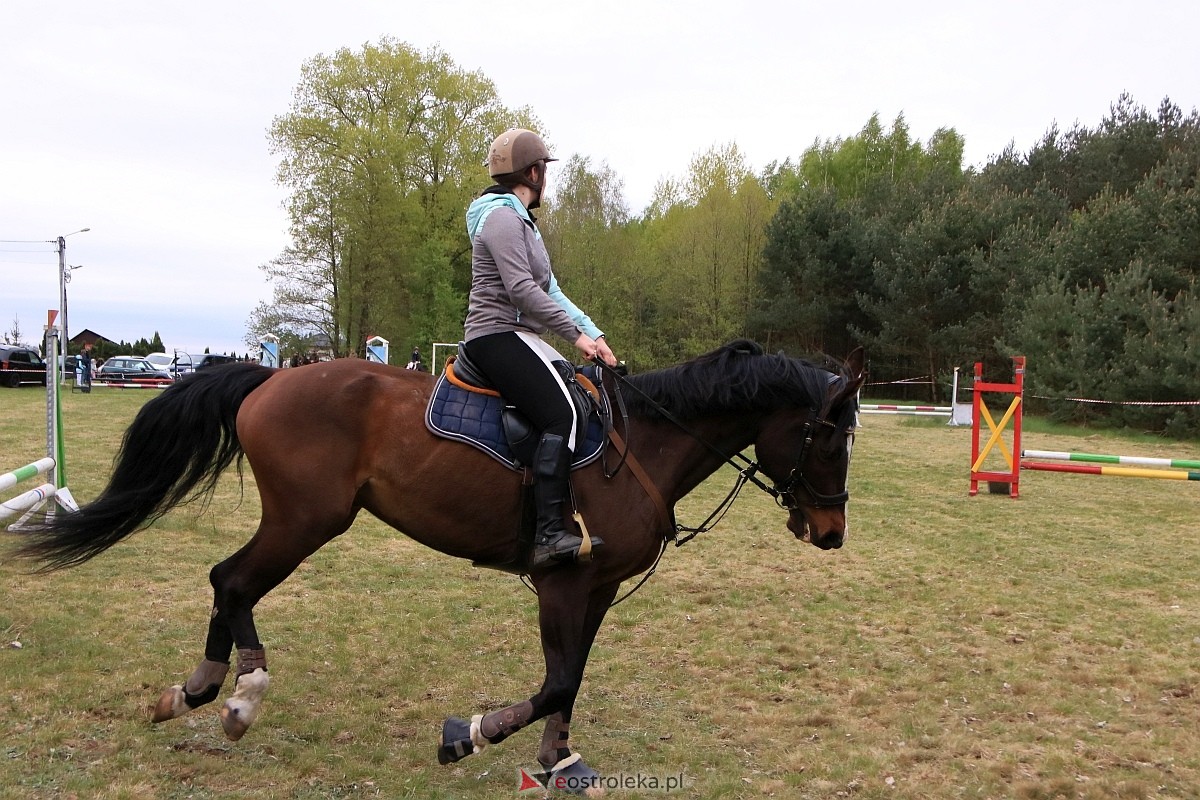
left=3, top=384, right=1200, bottom=799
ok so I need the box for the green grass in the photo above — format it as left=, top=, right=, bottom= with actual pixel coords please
left=3, top=385, right=1200, bottom=798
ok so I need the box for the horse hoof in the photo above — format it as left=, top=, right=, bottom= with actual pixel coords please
left=541, top=753, right=604, bottom=796
left=437, top=716, right=479, bottom=764
left=151, top=685, right=187, bottom=723
left=219, top=703, right=251, bottom=741
left=218, top=667, right=269, bottom=741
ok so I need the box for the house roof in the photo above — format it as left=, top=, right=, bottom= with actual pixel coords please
left=70, top=329, right=117, bottom=346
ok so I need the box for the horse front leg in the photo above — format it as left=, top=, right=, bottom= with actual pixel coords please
left=437, top=576, right=619, bottom=786
left=530, top=582, right=618, bottom=791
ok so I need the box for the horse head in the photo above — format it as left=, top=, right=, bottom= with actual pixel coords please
left=756, top=348, right=865, bottom=550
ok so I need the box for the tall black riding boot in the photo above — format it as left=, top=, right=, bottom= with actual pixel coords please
left=530, top=433, right=602, bottom=568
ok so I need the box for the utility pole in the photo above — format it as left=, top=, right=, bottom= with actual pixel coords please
left=54, top=228, right=89, bottom=384
left=57, top=236, right=67, bottom=384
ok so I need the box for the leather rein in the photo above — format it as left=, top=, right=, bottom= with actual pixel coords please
left=521, top=358, right=851, bottom=607
left=592, top=358, right=852, bottom=547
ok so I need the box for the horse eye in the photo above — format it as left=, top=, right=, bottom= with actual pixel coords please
left=819, top=433, right=852, bottom=461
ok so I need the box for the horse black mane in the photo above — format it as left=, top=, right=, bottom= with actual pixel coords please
left=623, top=339, right=852, bottom=422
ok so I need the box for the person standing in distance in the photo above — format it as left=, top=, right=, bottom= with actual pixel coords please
left=462, top=128, right=617, bottom=568
left=78, top=342, right=94, bottom=393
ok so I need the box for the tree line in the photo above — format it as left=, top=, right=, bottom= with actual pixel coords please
left=250, top=39, right=1200, bottom=436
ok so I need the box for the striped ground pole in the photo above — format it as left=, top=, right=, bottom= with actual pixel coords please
left=1021, top=461, right=1200, bottom=481
left=859, top=404, right=952, bottom=417
left=0, top=457, right=56, bottom=493
left=1022, top=449, right=1200, bottom=471
left=0, top=483, right=58, bottom=521
left=95, top=382, right=173, bottom=389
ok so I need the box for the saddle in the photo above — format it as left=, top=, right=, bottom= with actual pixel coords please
left=424, top=348, right=610, bottom=471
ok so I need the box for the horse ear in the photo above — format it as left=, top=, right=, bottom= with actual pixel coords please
left=825, top=348, right=867, bottom=410
left=843, top=347, right=866, bottom=391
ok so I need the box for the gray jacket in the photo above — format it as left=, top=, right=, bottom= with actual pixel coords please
left=464, top=191, right=602, bottom=344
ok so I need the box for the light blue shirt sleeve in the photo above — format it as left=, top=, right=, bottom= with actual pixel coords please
left=547, top=273, right=604, bottom=340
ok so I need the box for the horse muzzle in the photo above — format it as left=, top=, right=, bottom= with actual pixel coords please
left=788, top=508, right=845, bottom=550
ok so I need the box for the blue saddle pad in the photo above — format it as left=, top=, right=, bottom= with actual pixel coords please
left=425, top=370, right=608, bottom=471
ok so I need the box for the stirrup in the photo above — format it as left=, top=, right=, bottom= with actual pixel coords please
left=531, top=532, right=604, bottom=568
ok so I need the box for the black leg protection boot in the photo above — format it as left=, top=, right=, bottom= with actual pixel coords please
left=530, top=433, right=601, bottom=568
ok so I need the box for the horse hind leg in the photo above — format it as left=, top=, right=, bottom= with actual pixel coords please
left=211, top=510, right=354, bottom=741
left=152, top=605, right=235, bottom=723
left=152, top=634, right=270, bottom=742
left=219, top=645, right=269, bottom=741
left=153, top=509, right=346, bottom=740
left=206, top=547, right=285, bottom=742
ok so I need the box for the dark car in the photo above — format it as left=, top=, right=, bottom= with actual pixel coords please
left=97, top=356, right=173, bottom=383
left=192, top=353, right=236, bottom=370
left=0, top=345, right=48, bottom=388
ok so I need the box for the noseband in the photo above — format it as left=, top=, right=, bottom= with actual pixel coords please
left=770, top=419, right=852, bottom=510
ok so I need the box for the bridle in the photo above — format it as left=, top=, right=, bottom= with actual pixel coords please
left=592, top=359, right=854, bottom=541
left=770, top=418, right=853, bottom=511
left=574, top=358, right=855, bottom=608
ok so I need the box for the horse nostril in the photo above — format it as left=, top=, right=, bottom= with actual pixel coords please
left=820, top=531, right=845, bottom=550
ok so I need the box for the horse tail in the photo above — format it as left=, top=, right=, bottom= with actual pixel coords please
left=14, top=363, right=276, bottom=572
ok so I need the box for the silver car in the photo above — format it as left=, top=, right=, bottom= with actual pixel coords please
left=146, top=352, right=194, bottom=377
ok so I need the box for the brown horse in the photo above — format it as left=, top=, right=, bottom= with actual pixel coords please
left=15, top=339, right=864, bottom=786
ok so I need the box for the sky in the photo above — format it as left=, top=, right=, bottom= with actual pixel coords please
left=2, top=0, right=1198, bottom=358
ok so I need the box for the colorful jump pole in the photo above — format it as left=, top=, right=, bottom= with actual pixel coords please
left=1021, top=450, right=1200, bottom=471
left=259, top=333, right=281, bottom=368
left=1021, top=461, right=1200, bottom=482
left=45, top=311, right=65, bottom=489
left=860, top=404, right=952, bottom=415
left=969, top=355, right=1025, bottom=497
left=0, top=458, right=58, bottom=524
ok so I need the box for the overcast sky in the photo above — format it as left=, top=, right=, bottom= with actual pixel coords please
left=2, top=0, right=1197, bottom=358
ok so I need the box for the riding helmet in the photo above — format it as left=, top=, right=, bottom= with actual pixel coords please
left=487, top=129, right=557, bottom=178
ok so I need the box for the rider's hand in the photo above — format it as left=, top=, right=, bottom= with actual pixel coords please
left=594, top=336, right=617, bottom=367
left=575, top=334, right=618, bottom=367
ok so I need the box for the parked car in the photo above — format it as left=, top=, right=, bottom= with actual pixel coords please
left=97, top=356, right=174, bottom=383
left=192, top=353, right=236, bottom=370
left=146, top=351, right=195, bottom=377
left=0, top=345, right=47, bottom=388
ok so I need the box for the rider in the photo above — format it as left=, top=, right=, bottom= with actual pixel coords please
left=463, top=128, right=618, bottom=568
